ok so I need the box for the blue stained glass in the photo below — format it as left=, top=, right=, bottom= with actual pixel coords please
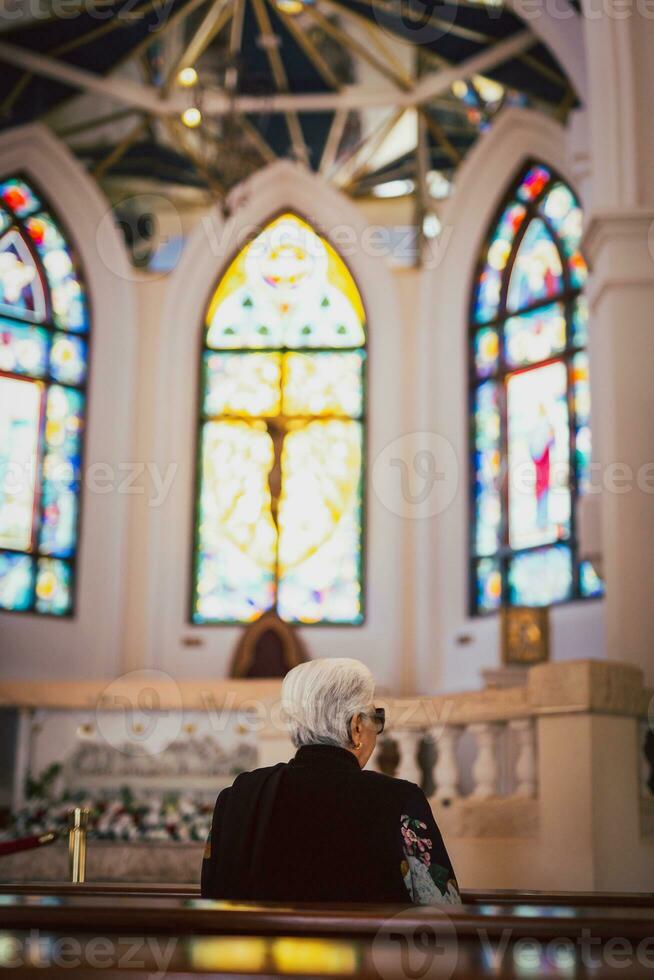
left=0, top=228, right=46, bottom=322
left=476, top=557, right=502, bottom=613
left=507, top=219, right=563, bottom=313
left=0, top=179, right=41, bottom=218
left=516, top=165, right=551, bottom=202
left=508, top=545, right=573, bottom=606
left=44, top=385, right=84, bottom=469
left=573, top=352, right=592, bottom=495
left=39, top=482, right=78, bottom=558
left=0, top=551, right=33, bottom=610
left=0, top=176, right=88, bottom=618
left=35, top=557, right=72, bottom=615
left=580, top=560, right=604, bottom=598
left=474, top=381, right=501, bottom=556
left=538, top=181, right=587, bottom=289
left=49, top=333, right=87, bottom=386
left=0, top=319, right=48, bottom=377
left=505, top=303, right=566, bottom=368
left=470, top=162, right=593, bottom=614
left=474, top=328, right=499, bottom=378
left=572, top=295, right=588, bottom=347
left=25, top=213, right=88, bottom=333
left=474, top=202, right=526, bottom=324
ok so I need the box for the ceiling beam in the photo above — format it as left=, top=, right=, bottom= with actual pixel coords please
left=163, top=0, right=233, bottom=91
left=0, top=28, right=535, bottom=117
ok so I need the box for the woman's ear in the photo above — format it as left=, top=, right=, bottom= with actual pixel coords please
left=350, top=713, right=362, bottom=746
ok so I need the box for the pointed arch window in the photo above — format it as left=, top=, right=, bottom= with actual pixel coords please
left=192, top=213, right=366, bottom=625
left=0, top=176, right=89, bottom=616
left=470, top=162, right=603, bottom=614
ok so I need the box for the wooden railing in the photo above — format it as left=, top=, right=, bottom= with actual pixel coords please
left=0, top=891, right=653, bottom=978
left=1, top=881, right=654, bottom=907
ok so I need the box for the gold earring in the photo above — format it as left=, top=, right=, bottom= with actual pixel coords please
left=354, top=741, right=362, bottom=751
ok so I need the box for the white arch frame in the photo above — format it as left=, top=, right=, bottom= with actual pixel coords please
left=149, top=160, right=406, bottom=688
left=415, top=107, right=603, bottom=692
left=0, top=122, right=136, bottom=680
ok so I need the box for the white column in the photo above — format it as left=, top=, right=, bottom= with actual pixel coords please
left=433, top=726, right=462, bottom=803
left=469, top=722, right=501, bottom=799
left=509, top=718, right=537, bottom=798
left=582, top=5, right=654, bottom=685
left=393, top=730, right=423, bottom=786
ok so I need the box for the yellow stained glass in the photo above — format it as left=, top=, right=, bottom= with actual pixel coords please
left=282, top=352, right=364, bottom=418
left=193, top=213, right=366, bottom=625
left=204, top=352, right=281, bottom=418
left=277, top=420, right=363, bottom=624
left=195, top=420, right=277, bottom=623
left=206, top=213, right=366, bottom=350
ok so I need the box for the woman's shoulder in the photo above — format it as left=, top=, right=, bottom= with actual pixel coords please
left=360, top=767, right=426, bottom=801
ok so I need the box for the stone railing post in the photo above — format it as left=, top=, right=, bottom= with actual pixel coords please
left=509, top=718, right=537, bottom=798
left=393, top=730, right=423, bottom=787
left=469, top=722, right=501, bottom=799
left=433, top=726, right=462, bottom=803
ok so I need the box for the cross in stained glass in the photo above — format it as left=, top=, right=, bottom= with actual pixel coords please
left=193, top=213, right=367, bottom=626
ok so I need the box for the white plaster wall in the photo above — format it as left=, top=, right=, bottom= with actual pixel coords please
left=415, top=108, right=605, bottom=694
left=0, top=124, right=136, bottom=681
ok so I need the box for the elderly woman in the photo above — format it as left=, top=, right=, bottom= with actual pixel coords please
left=201, top=658, right=460, bottom=905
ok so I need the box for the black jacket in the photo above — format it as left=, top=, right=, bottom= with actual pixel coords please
left=201, top=743, right=459, bottom=905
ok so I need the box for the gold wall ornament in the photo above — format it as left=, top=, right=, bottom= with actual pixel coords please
left=501, top=606, right=550, bottom=666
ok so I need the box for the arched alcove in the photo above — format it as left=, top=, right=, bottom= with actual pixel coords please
left=415, top=108, right=604, bottom=693
left=149, top=162, right=405, bottom=689
left=0, top=123, right=136, bottom=680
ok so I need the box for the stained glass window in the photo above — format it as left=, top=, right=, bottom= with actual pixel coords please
left=192, top=213, right=366, bottom=625
left=0, top=177, right=88, bottom=616
left=470, top=162, right=603, bottom=613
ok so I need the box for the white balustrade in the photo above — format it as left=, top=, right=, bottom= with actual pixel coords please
left=509, top=718, right=537, bottom=799
left=393, top=730, right=423, bottom=786
left=469, top=722, right=501, bottom=800
left=432, top=725, right=462, bottom=803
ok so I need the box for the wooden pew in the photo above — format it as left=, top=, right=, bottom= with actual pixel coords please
left=2, top=881, right=654, bottom=908
left=0, top=892, right=653, bottom=977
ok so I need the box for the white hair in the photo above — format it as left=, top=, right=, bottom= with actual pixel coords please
left=281, top=658, right=375, bottom=749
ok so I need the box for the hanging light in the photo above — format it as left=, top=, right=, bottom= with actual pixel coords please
left=182, top=106, right=202, bottom=128
left=275, top=0, right=306, bottom=13
left=422, top=212, right=442, bottom=239
left=177, top=66, right=198, bottom=88
left=427, top=170, right=451, bottom=200
left=372, top=179, right=414, bottom=199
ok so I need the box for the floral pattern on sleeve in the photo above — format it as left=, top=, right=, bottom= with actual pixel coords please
left=400, top=814, right=461, bottom=905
